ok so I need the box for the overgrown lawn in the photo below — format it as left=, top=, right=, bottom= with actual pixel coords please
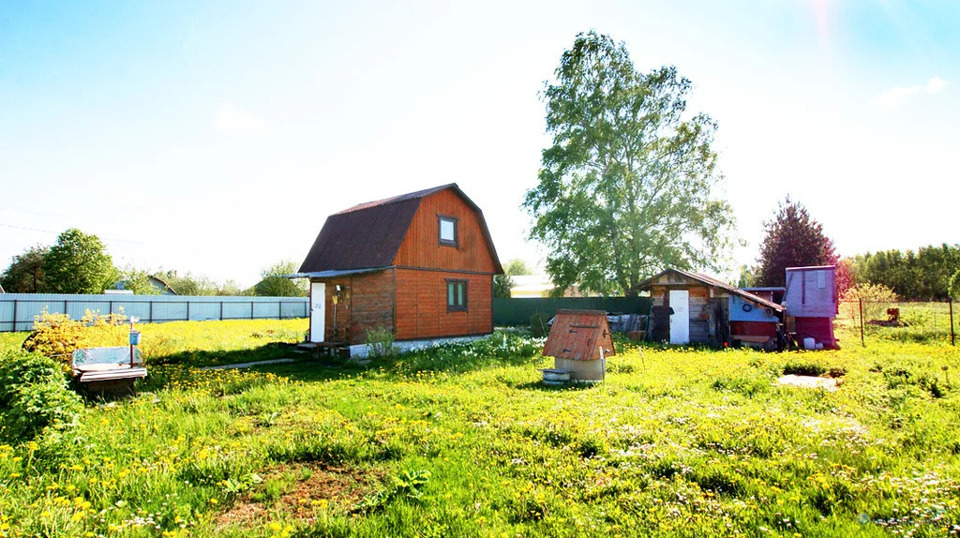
left=0, top=321, right=958, bottom=536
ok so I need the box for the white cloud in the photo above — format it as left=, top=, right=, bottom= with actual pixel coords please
left=926, top=76, right=947, bottom=94
left=871, top=77, right=948, bottom=108
left=215, top=103, right=264, bottom=135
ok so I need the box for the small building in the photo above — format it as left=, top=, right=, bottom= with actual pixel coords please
left=296, top=183, right=503, bottom=346
left=784, top=265, right=838, bottom=349
left=542, top=310, right=615, bottom=382
left=638, top=268, right=784, bottom=348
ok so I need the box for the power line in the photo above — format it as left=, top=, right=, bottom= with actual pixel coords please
left=0, top=223, right=148, bottom=245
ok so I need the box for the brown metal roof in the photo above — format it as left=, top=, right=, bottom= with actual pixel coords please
left=542, top=310, right=616, bottom=361
left=299, top=183, right=503, bottom=273
left=638, top=268, right=784, bottom=312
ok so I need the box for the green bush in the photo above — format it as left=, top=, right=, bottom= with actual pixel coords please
left=530, top=312, right=550, bottom=338
left=365, top=326, right=397, bottom=359
left=0, top=351, right=83, bottom=443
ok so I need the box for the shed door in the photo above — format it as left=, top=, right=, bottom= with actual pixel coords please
left=669, top=290, right=690, bottom=344
left=310, top=282, right=325, bottom=343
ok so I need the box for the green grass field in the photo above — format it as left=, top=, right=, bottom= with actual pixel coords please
left=0, top=319, right=958, bottom=536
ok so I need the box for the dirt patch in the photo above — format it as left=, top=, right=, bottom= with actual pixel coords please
left=215, top=463, right=382, bottom=529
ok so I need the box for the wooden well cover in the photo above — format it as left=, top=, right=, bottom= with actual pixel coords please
left=542, top=309, right=616, bottom=361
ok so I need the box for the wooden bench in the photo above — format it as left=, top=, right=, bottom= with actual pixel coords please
left=72, top=347, right=147, bottom=397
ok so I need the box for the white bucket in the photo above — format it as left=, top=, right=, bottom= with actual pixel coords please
left=803, top=337, right=816, bottom=350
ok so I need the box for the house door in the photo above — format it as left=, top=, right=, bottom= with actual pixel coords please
left=310, top=282, right=325, bottom=343
left=669, top=290, right=689, bottom=344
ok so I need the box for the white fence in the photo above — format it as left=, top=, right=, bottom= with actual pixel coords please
left=0, top=293, right=308, bottom=332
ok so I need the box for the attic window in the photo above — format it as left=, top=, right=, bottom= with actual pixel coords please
left=439, top=216, right=458, bottom=247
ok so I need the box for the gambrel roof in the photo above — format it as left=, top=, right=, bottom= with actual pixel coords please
left=298, top=183, right=503, bottom=274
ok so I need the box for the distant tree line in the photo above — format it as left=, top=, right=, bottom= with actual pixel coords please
left=847, top=245, right=960, bottom=301
left=0, top=228, right=306, bottom=297
left=747, top=199, right=958, bottom=301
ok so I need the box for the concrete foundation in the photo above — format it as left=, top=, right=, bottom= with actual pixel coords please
left=349, top=335, right=487, bottom=359
left=554, top=357, right=605, bottom=383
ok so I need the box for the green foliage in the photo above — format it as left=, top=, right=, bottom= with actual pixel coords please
left=529, top=312, right=550, bottom=337
left=358, top=470, right=430, bottom=513
left=504, top=258, right=532, bottom=276
left=949, top=268, right=960, bottom=300
left=840, top=282, right=900, bottom=323
left=0, top=244, right=50, bottom=293
left=524, top=31, right=735, bottom=297
left=1, top=319, right=960, bottom=536
left=21, top=310, right=128, bottom=370
left=849, top=243, right=960, bottom=300
left=117, top=266, right=162, bottom=295
left=0, top=351, right=83, bottom=443
left=755, top=197, right=837, bottom=288
left=493, top=274, right=514, bottom=298
left=365, top=326, right=397, bottom=359
left=156, top=270, right=222, bottom=296
left=253, top=260, right=306, bottom=297
left=43, top=228, right=117, bottom=294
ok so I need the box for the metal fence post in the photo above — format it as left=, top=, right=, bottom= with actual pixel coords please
left=12, top=299, right=17, bottom=332
left=149, top=301, right=153, bottom=323
left=950, top=298, right=955, bottom=347
left=220, top=301, right=224, bottom=321
left=278, top=301, right=282, bottom=320
left=250, top=302, right=254, bottom=319
left=860, top=297, right=867, bottom=347
left=186, top=302, right=190, bottom=322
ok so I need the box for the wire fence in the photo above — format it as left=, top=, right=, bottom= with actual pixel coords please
left=837, top=299, right=957, bottom=346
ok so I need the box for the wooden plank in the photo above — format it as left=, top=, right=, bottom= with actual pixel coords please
left=80, top=367, right=147, bottom=382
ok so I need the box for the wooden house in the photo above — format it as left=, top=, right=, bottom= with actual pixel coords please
left=638, top=269, right=784, bottom=348
left=297, top=184, right=503, bottom=346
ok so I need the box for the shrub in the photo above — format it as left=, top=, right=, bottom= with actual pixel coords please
left=840, top=283, right=899, bottom=322
left=21, top=309, right=127, bottom=370
left=782, top=360, right=826, bottom=377
left=530, top=312, right=550, bottom=338
left=365, top=326, right=397, bottom=359
left=950, top=269, right=960, bottom=300
left=0, top=351, right=83, bottom=443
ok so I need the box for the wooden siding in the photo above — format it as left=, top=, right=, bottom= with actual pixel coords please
left=649, top=284, right=728, bottom=345
left=313, top=270, right=395, bottom=345
left=542, top=310, right=615, bottom=361
left=393, top=189, right=498, bottom=273
left=394, top=268, right=492, bottom=340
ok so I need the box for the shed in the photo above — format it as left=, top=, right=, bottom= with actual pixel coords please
left=542, top=310, right=615, bottom=382
left=784, top=265, right=838, bottom=349
left=638, top=269, right=784, bottom=348
left=295, top=183, right=503, bottom=346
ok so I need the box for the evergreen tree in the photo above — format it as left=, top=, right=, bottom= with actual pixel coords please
left=755, top=198, right=838, bottom=288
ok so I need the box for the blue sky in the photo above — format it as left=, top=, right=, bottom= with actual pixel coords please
left=1, top=0, right=957, bottom=287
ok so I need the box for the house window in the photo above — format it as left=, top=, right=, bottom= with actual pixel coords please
left=446, top=279, right=467, bottom=311
left=438, top=216, right=458, bottom=247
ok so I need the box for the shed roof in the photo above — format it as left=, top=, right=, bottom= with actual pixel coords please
left=542, top=309, right=616, bottom=361
left=299, top=183, right=502, bottom=273
left=638, top=268, right=784, bottom=312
